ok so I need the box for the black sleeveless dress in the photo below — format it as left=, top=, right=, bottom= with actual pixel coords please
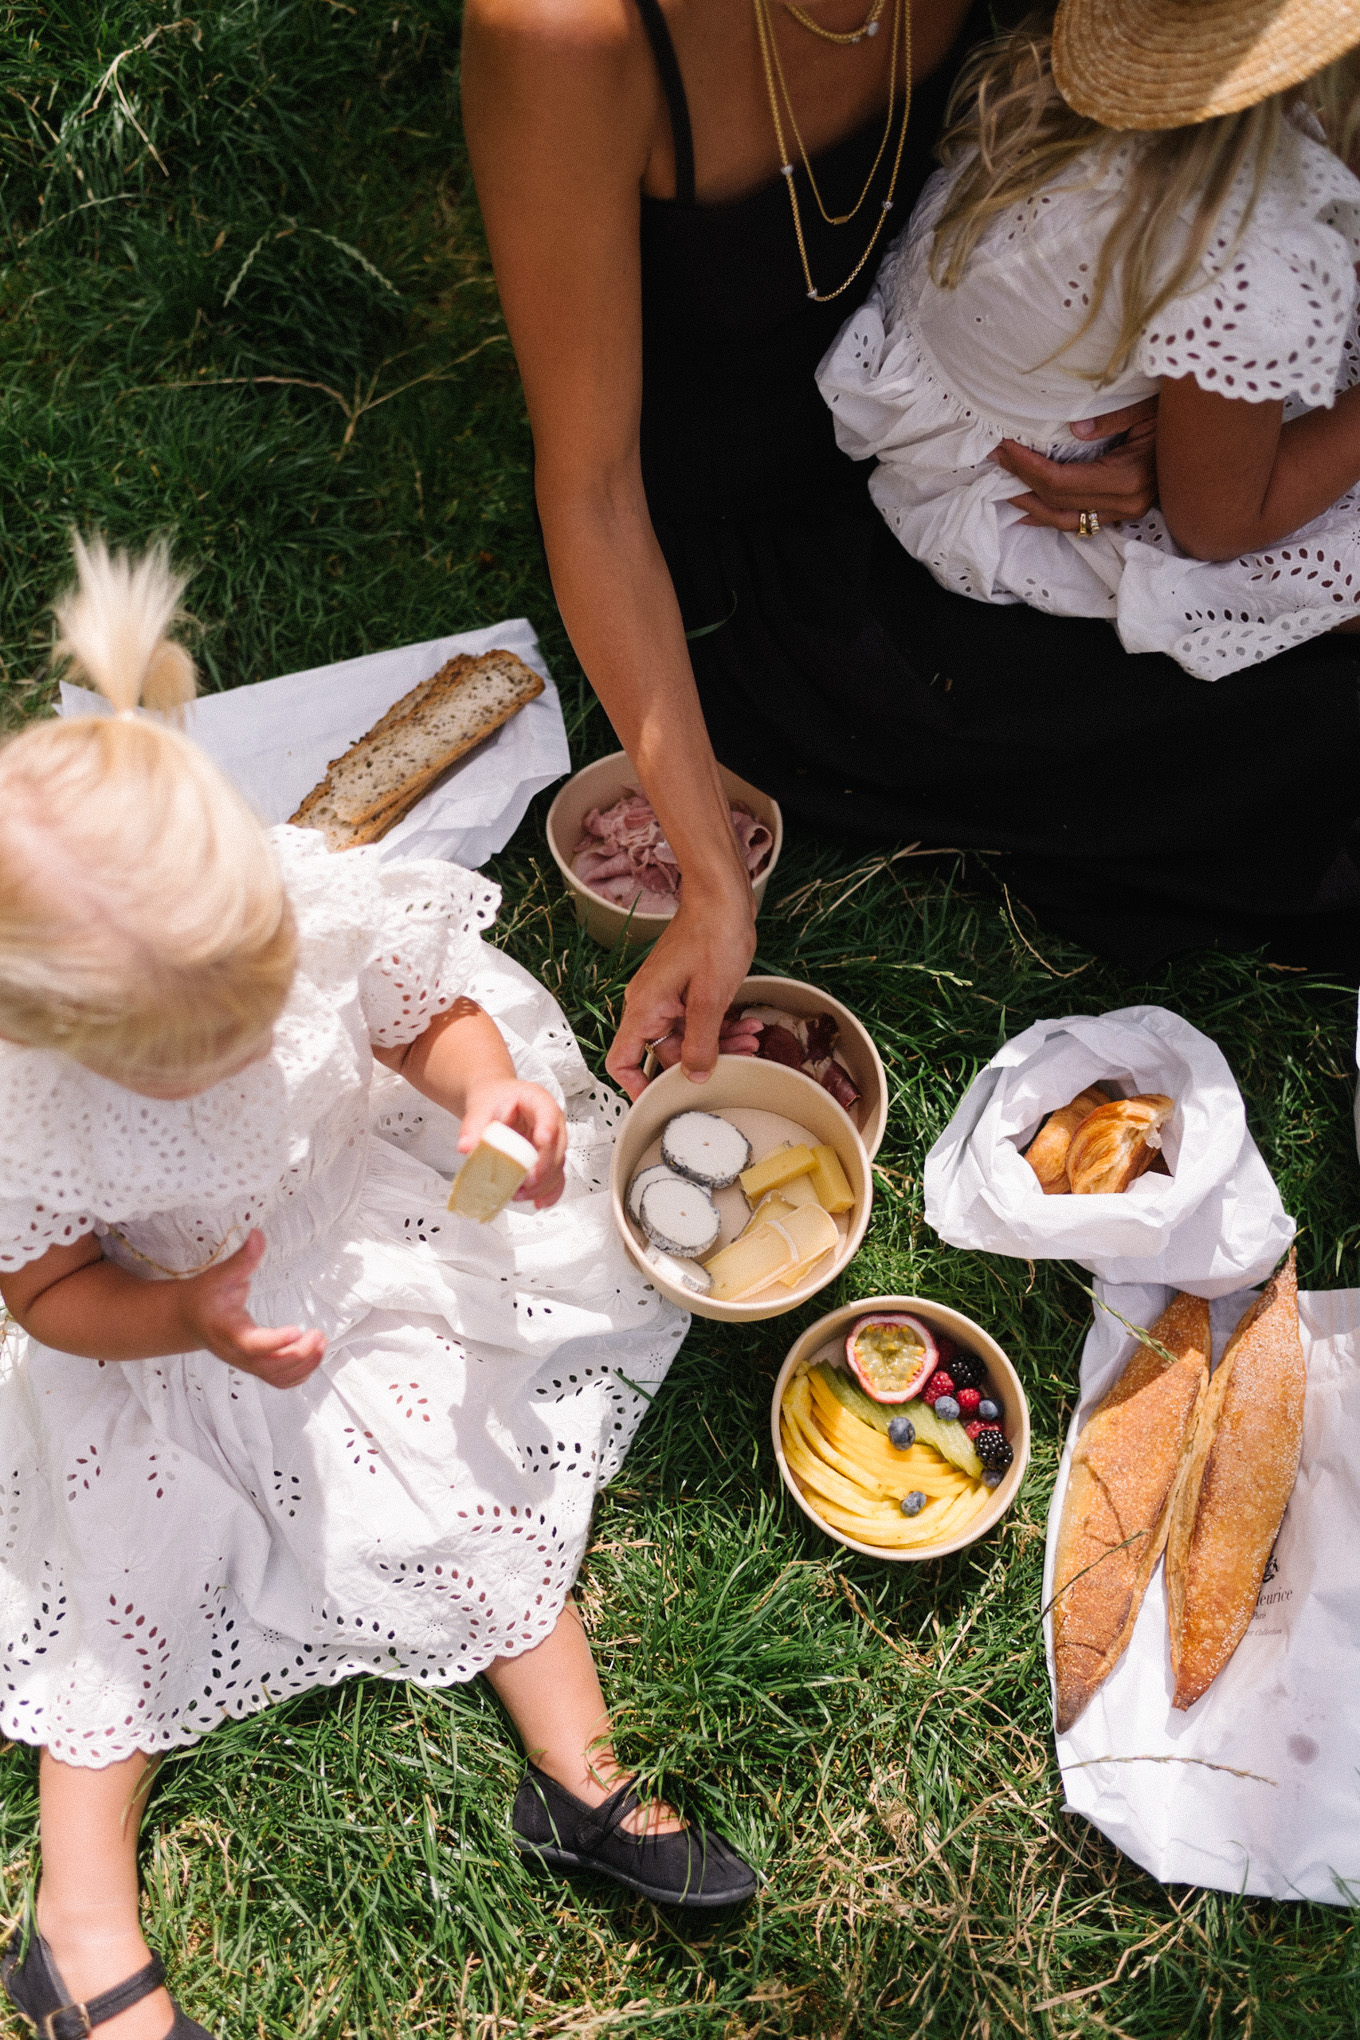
left=633, top=0, right=1360, bottom=973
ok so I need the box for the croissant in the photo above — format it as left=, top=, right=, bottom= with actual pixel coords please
left=1051, top=1291, right=1210, bottom=1732
left=1166, top=1251, right=1305, bottom=1710
left=1067, top=1094, right=1173, bottom=1195
left=1023, top=1086, right=1109, bottom=1195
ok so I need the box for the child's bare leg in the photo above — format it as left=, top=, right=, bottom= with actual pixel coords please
left=485, top=1598, right=682, bottom=1836
left=34, top=1750, right=175, bottom=2040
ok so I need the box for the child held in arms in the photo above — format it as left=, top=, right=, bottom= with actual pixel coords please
left=0, top=543, right=753, bottom=2040
left=817, top=0, right=1360, bottom=680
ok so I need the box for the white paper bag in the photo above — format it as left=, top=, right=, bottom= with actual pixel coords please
left=60, top=616, right=570, bottom=871
left=922, top=1005, right=1293, bottom=1296
left=1046, top=1281, right=1360, bottom=1905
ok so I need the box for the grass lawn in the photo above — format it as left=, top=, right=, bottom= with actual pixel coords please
left=2, top=5, right=1358, bottom=2034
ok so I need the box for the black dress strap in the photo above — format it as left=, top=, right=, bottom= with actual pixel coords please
left=632, top=0, right=696, bottom=205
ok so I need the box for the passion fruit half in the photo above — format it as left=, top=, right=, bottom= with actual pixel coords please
left=845, top=1312, right=938, bottom=1403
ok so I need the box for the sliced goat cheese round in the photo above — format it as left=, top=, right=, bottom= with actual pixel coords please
left=638, top=1175, right=721, bottom=1257
left=660, top=1110, right=752, bottom=1189
left=644, top=1245, right=713, bottom=1295
left=627, top=1161, right=687, bottom=1224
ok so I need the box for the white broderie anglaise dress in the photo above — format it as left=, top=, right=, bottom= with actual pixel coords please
left=0, top=828, right=687, bottom=1766
left=816, top=115, right=1360, bottom=680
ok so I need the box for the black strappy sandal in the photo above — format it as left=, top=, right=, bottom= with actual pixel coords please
left=512, top=1762, right=756, bottom=1909
left=1, top=1927, right=216, bottom=2040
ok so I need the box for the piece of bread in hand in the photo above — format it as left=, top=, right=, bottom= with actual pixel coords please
left=1067, top=1094, right=1173, bottom=1195
left=1023, top=1086, right=1110, bottom=1194
left=1051, top=1290, right=1210, bottom=1732
left=290, top=649, right=544, bottom=851
left=1166, top=1250, right=1305, bottom=1710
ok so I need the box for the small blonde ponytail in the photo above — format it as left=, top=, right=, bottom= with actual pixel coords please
left=53, top=535, right=197, bottom=715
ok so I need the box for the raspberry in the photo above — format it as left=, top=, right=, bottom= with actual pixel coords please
left=973, top=1426, right=1014, bottom=1475
left=945, top=1350, right=987, bottom=1393
left=957, top=1387, right=982, bottom=1415
left=921, top=1370, right=956, bottom=1406
left=963, top=1418, right=985, bottom=1440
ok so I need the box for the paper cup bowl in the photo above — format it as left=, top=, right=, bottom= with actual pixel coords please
left=735, top=975, right=888, bottom=1161
left=771, top=1296, right=1031, bottom=1561
left=546, top=751, right=783, bottom=949
left=611, top=1056, right=871, bottom=1322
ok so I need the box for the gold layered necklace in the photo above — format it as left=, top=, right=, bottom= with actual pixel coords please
left=752, top=0, right=912, bottom=303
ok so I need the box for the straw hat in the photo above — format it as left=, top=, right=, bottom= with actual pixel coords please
left=1052, top=0, right=1360, bottom=131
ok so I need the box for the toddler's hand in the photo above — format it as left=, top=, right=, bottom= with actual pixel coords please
left=459, top=1079, right=567, bottom=1210
left=177, top=1229, right=327, bottom=1388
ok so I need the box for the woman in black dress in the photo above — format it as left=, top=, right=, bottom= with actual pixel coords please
left=463, top=0, right=1360, bottom=1097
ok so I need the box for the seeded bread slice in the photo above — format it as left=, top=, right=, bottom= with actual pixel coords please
left=290, top=649, right=544, bottom=851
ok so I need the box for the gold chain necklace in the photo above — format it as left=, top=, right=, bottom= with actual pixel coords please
left=782, top=0, right=886, bottom=45
left=752, top=0, right=912, bottom=302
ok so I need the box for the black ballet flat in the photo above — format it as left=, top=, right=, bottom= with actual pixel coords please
left=512, top=1762, right=757, bottom=1909
left=1, top=1926, right=216, bottom=2040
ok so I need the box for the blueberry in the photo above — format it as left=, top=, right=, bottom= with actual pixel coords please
left=900, top=1490, right=927, bottom=1517
left=933, top=1394, right=961, bottom=1422
left=982, top=1469, right=1003, bottom=1489
left=888, top=1416, right=916, bottom=1449
left=978, top=1398, right=1002, bottom=1422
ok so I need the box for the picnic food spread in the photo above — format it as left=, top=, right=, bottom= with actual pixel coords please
left=779, top=1323, right=1016, bottom=1552
left=570, top=786, right=772, bottom=916
left=730, top=1004, right=863, bottom=1115
left=1023, top=1087, right=1174, bottom=1195
left=627, top=1110, right=854, bottom=1304
left=291, top=648, right=544, bottom=850
left=1052, top=1253, right=1305, bottom=1728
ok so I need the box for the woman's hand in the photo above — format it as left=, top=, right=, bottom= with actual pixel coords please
left=989, top=398, right=1159, bottom=529
left=459, top=1078, right=568, bottom=1210
left=606, top=883, right=757, bottom=1101
left=177, top=1230, right=327, bottom=1389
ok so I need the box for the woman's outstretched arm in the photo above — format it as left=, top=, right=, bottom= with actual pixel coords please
left=463, top=0, right=757, bottom=1101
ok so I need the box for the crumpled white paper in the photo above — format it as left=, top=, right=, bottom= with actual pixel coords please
left=922, top=1004, right=1294, bottom=1296
left=1046, top=1279, right=1360, bottom=1905
left=59, top=616, right=570, bottom=871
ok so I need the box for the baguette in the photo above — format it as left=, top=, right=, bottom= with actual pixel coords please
left=290, top=649, right=544, bottom=851
left=1166, top=1250, right=1305, bottom=1710
left=1023, top=1086, right=1109, bottom=1195
left=1052, top=1290, right=1210, bottom=1732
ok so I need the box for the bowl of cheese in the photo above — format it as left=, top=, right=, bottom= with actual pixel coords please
left=611, top=1057, right=872, bottom=1322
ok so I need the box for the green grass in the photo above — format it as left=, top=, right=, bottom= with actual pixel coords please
left=2, top=5, right=1359, bottom=2035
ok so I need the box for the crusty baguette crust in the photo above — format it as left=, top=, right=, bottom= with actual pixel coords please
left=290, top=650, right=544, bottom=851
left=1024, top=1087, right=1109, bottom=1195
left=1167, top=1250, right=1305, bottom=1710
left=1052, top=1290, right=1210, bottom=1732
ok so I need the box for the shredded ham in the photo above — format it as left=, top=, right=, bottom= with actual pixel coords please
left=571, top=786, right=772, bottom=917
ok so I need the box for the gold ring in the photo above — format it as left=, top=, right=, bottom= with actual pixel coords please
left=645, top=1031, right=677, bottom=1049
left=1077, top=510, right=1101, bottom=539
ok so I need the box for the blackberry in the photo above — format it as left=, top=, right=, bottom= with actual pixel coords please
left=973, top=1426, right=1013, bottom=1475
left=945, top=1349, right=987, bottom=1393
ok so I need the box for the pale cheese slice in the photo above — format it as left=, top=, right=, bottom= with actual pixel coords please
left=448, top=1121, right=537, bottom=1222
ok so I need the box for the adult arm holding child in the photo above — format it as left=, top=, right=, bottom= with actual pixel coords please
left=1156, top=374, right=1360, bottom=561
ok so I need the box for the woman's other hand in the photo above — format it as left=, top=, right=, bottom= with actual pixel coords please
left=180, top=1230, right=328, bottom=1388
left=606, top=883, right=757, bottom=1101
left=989, top=397, right=1159, bottom=528
left=458, top=1078, right=568, bottom=1209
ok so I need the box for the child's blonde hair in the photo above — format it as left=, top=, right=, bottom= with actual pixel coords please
left=0, top=538, right=297, bottom=1087
left=931, top=9, right=1360, bottom=385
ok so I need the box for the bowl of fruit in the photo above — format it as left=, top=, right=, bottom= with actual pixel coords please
left=772, top=1297, right=1030, bottom=1559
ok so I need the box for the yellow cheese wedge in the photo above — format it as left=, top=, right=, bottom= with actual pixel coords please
left=739, top=1143, right=817, bottom=1201
left=779, top=1170, right=820, bottom=1208
left=772, top=1203, right=840, bottom=1288
left=705, top=1221, right=796, bottom=1302
left=808, top=1143, right=855, bottom=1215
left=448, top=1121, right=537, bottom=1222
left=740, top=1191, right=798, bottom=1238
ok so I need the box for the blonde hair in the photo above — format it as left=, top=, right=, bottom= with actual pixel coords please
left=930, top=11, right=1360, bottom=384
left=0, top=538, right=297, bottom=1088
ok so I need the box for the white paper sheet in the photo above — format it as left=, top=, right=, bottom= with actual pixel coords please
left=1045, top=1281, right=1360, bottom=1904
left=922, top=1004, right=1294, bottom=1296
left=59, top=616, right=570, bottom=870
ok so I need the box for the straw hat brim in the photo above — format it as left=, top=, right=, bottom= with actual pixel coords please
left=1052, top=0, right=1360, bottom=131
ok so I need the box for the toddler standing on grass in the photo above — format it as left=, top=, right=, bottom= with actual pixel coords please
left=0, top=542, right=753, bottom=2040
left=817, top=0, right=1360, bottom=681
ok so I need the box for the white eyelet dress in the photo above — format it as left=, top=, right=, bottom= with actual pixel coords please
left=815, top=114, right=1360, bottom=680
left=0, top=827, right=687, bottom=1767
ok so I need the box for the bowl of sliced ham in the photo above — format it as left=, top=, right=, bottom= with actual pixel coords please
left=545, top=751, right=782, bottom=947
left=726, top=977, right=887, bottom=1161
